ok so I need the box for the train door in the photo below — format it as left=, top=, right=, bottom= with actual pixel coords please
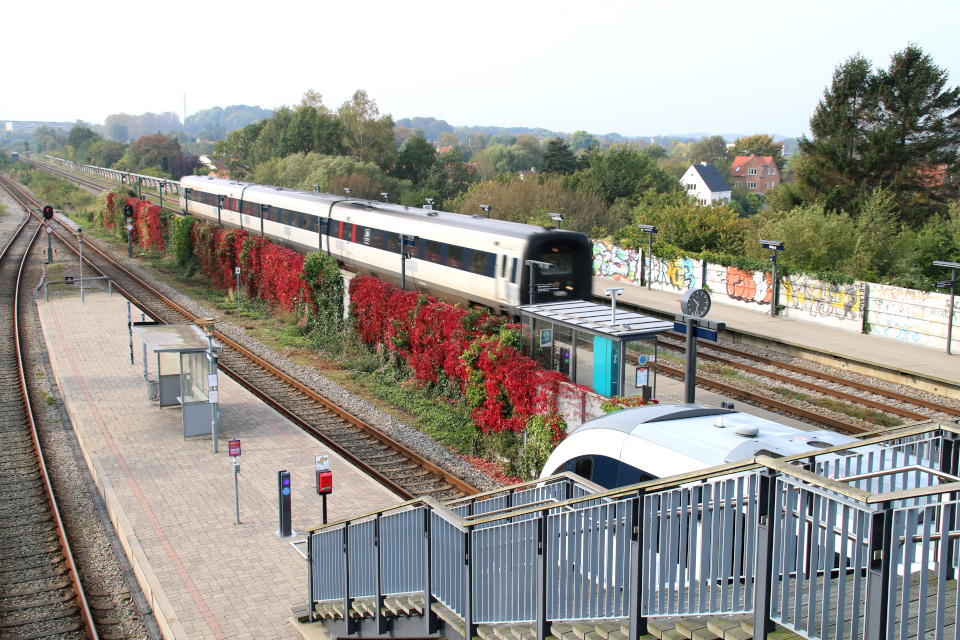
left=499, top=254, right=520, bottom=309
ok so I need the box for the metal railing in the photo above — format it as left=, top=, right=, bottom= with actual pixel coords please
left=43, top=156, right=181, bottom=196
left=306, top=421, right=960, bottom=640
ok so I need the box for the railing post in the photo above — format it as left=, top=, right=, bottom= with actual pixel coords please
left=374, top=515, right=387, bottom=635
left=307, top=534, right=316, bottom=622
left=536, top=508, right=550, bottom=640
left=864, top=502, right=893, bottom=640
left=939, top=432, right=960, bottom=578
left=343, top=522, right=356, bottom=636
left=464, top=527, right=477, bottom=640
left=628, top=489, right=647, bottom=638
left=752, top=468, right=778, bottom=640
left=423, top=509, right=437, bottom=635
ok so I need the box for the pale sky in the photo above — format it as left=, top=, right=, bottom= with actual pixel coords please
left=7, top=0, right=958, bottom=139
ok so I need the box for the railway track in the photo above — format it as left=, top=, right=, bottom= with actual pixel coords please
left=0, top=174, right=97, bottom=639
left=23, top=158, right=180, bottom=213
left=2, top=172, right=477, bottom=503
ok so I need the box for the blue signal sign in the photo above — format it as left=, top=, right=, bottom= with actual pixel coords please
left=282, top=487, right=290, bottom=495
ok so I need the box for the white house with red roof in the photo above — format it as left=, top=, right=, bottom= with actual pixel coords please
left=730, top=154, right=780, bottom=194
left=680, top=162, right=732, bottom=204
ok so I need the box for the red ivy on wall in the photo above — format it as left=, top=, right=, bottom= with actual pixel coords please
left=349, top=274, right=578, bottom=440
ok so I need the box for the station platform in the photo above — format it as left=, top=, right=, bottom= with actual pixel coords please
left=594, top=276, right=960, bottom=399
left=36, top=290, right=401, bottom=640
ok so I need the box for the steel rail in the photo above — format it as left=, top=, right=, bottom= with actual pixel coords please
left=0, top=173, right=99, bottom=639
left=4, top=175, right=478, bottom=500
left=653, top=339, right=933, bottom=421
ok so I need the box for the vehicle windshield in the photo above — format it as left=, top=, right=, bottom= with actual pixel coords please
left=538, top=246, right=574, bottom=275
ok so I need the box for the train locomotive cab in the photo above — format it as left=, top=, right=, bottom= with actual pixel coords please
left=540, top=404, right=867, bottom=490
left=520, top=233, right=592, bottom=306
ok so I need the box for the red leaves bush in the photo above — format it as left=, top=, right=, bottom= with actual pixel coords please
left=349, top=274, right=574, bottom=440
left=190, top=221, right=308, bottom=312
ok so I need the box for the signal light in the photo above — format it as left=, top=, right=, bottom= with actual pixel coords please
left=124, top=204, right=134, bottom=217
left=42, top=206, right=54, bottom=220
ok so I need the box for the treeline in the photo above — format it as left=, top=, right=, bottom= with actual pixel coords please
left=35, top=124, right=203, bottom=180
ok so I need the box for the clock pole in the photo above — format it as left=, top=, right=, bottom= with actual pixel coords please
left=684, top=317, right=697, bottom=403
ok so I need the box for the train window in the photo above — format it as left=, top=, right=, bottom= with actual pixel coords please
left=467, top=250, right=492, bottom=276
left=304, top=214, right=318, bottom=233
left=539, top=248, right=573, bottom=274
left=362, top=227, right=372, bottom=246
left=424, top=240, right=442, bottom=264
left=242, top=201, right=256, bottom=216
left=387, top=232, right=401, bottom=253
left=370, top=228, right=385, bottom=249
left=511, top=257, right=518, bottom=283
left=617, top=462, right=659, bottom=488
left=573, top=457, right=593, bottom=480
left=567, top=455, right=620, bottom=490
left=339, top=222, right=352, bottom=241
left=290, top=211, right=303, bottom=228
left=446, top=245, right=464, bottom=269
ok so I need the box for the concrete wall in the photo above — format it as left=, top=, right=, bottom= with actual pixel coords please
left=778, top=275, right=865, bottom=332
left=866, top=283, right=960, bottom=352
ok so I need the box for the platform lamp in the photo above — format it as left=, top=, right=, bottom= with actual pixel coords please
left=313, top=184, right=321, bottom=193
left=343, top=188, right=352, bottom=198
left=380, top=192, right=389, bottom=204
left=549, top=213, right=563, bottom=229
left=638, top=225, right=657, bottom=289
left=478, top=205, right=491, bottom=218
left=760, top=240, right=785, bottom=317
left=423, top=198, right=434, bottom=210
left=933, top=260, right=960, bottom=355
left=202, top=318, right=220, bottom=453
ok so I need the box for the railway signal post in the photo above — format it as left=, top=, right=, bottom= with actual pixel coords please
left=77, top=227, right=84, bottom=302
left=42, top=205, right=54, bottom=262
left=124, top=204, right=134, bottom=257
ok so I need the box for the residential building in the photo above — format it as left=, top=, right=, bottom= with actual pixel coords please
left=680, top=162, right=732, bottom=204
left=730, top=154, right=780, bottom=193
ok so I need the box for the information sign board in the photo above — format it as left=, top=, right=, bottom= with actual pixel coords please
left=228, top=439, right=241, bottom=457
left=45, top=226, right=52, bottom=234
left=539, top=329, right=553, bottom=348
left=208, top=390, right=219, bottom=404
left=636, top=367, right=649, bottom=387
left=208, top=374, right=218, bottom=388
left=936, top=281, right=954, bottom=289
left=316, top=454, right=330, bottom=472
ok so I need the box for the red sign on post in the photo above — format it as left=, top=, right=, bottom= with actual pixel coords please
left=228, top=439, right=241, bottom=457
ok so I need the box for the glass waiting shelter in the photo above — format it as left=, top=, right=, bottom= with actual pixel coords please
left=519, top=300, right=673, bottom=398
left=132, top=323, right=222, bottom=439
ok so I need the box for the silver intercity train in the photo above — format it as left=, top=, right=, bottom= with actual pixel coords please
left=180, top=176, right=592, bottom=314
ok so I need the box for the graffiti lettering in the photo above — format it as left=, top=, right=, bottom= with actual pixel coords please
left=724, top=266, right=771, bottom=304
left=781, top=276, right=862, bottom=320
left=592, top=241, right=640, bottom=283
left=648, top=256, right=701, bottom=291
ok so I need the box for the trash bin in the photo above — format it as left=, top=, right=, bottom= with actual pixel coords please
left=147, top=380, right=159, bottom=402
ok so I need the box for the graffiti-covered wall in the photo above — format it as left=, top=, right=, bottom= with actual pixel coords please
left=865, top=284, right=960, bottom=352
left=591, top=242, right=958, bottom=351
left=705, top=264, right=773, bottom=311
left=593, top=241, right=641, bottom=283
left=778, top=276, right=864, bottom=331
left=648, top=256, right=703, bottom=292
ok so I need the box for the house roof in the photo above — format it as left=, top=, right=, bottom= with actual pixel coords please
left=690, top=163, right=731, bottom=193
left=731, top=155, right=775, bottom=173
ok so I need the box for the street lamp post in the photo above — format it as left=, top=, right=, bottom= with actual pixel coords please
left=159, top=180, right=166, bottom=210
left=343, top=188, right=352, bottom=198
left=478, top=205, right=491, bottom=218
left=933, top=260, right=960, bottom=355
left=638, top=225, right=658, bottom=289
left=259, top=203, right=270, bottom=236
left=549, top=213, right=563, bottom=229
left=313, top=184, right=321, bottom=193
left=423, top=198, right=434, bottom=210
left=202, top=319, right=220, bottom=453
left=401, top=235, right=418, bottom=290
left=381, top=192, right=389, bottom=204
left=760, top=240, right=785, bottom=317
left=605, top=287, right=625, bottom=324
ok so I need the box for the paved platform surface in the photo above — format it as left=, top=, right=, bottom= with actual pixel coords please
left=594, top=276, right=960, bottom=397
left=36, top=290, right=402, bottom=640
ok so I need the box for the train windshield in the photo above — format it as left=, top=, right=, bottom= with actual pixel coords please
left=537, top=246, right=574, bottom=274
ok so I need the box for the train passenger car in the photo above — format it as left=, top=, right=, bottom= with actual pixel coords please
left=180, top=176, right=592, bottom=314
left=540, top=404, right=867, bottom=489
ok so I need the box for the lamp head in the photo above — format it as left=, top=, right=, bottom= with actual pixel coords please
left=201, top=318, right=218, bottom=337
